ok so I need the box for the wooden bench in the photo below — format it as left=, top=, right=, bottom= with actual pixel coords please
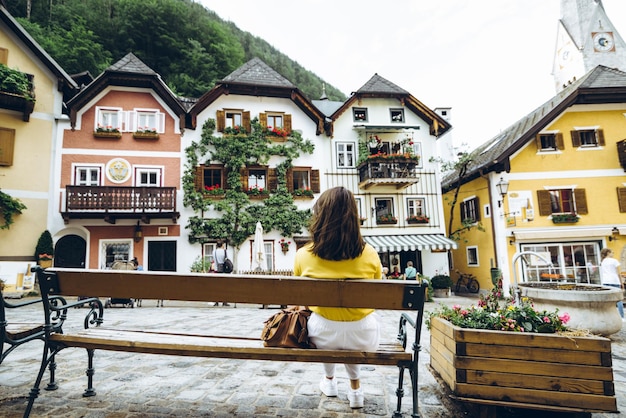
left=24, top=267, right=427, bottom=418
left=1, top=288, right=65, bottom=391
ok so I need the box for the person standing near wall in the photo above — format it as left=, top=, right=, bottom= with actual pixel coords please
left=600, top=248, right=624, bottom=320
left=211, top=240, right=230, bottom=307
left=404, top=261, right=417, bottom=280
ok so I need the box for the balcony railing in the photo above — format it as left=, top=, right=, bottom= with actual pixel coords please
left=357, top=157, right=420, bottom=189
left=62, top=186, right=179, bottom=224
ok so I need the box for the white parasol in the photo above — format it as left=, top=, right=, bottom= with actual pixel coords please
left=253, top=221, right=266, bottom=272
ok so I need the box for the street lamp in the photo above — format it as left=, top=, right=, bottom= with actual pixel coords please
left=495, top=177, right=509, bottom=207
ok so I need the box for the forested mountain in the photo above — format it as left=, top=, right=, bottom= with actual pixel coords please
left=5, top=0, right=346, bottom=101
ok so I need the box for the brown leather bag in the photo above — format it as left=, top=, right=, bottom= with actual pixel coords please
left=261, top=306, right=316, bottom=349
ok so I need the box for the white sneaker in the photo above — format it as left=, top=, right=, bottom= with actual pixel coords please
left=319, top=376, right=338, bottom=397
left=348, top=388, right=364, bottom=409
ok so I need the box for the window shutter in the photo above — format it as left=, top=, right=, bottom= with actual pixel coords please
left=286, top=169, right=294, bottom=192
left=460, top=201, right=467, bottom=221
left=473, top=197, right=481, bottom=222
left=284, top=114, right=292, bottom=133
left=0, top=47, right=8, bottom=65
left=574, top=189, right=588, bottom=214
left=556, top=133, right=564, bottom=150
left=0, top=128, right=15, bottom=166
left=537, top=190, right=552, bottom=216
left=241, top=168, right=249, bottom=190
left=617, top=188, right=626, bottom=212
left=195, top=166, right=203, bottom=191
left=534, top=134, right=542, bottom=150
left=311, top=170, right=320, bottom=193
left=571, top=130, right=581, bottom=147
left=115, top=110, right=123, bottom=131
left=268, top=168, right=278, bottom=191
left=243, top=111, right=251, bottom=133
left=125, top=111, right=135, bottom=132
left=158, top=112, right=165, bottom=133
left=259, top=113, right=267, bottom=128
left=596, top=129, right=605, bottom=146
left=216, top=110, right=225, bottom=132
left=221, top=167, right=228, bottom=190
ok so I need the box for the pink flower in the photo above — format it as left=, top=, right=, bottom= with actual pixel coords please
left=543, top=316, right=551, bottom=323
left=559, top=313, right=570, bottom=324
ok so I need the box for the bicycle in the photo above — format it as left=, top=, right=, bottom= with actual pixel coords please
left=455, top=270, right=480, bottom=293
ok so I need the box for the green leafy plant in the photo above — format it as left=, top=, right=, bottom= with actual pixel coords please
left=266, top=126, right=289, bottom=137
left=135, top=126, right=157, bottom=134
left=35, top=230, right=54, bottom=260
left=245, top=186, right=269, bottom=196
left=427, top=285, right=570, bottom=334
left=190, top=256, right=212, bottom=272
left=0, top=190, right=27, bottom=229
left=292, top=188, right=313, bottom=197
left=551, top=213, right=579, bottom=223
left=95, top=124, right=120, bottom=133
left=223, top=125, right=247, bottom=135
left=430, top=274, right=453, bottom=289
left=0, top=64, right=33, bottom=100
left=203, top=184, right=225, bottom=196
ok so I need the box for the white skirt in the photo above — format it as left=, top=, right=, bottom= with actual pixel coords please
left=307, top=312, right=380, bottom=351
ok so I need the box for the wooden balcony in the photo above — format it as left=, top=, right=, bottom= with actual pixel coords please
left=62, top=186, right=179, bottom=224
left=357, top=157, right=420, bottom=190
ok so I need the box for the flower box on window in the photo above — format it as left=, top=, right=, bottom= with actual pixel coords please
left=292, top=188, right=314, bottom=199
left=406, top=215, right=429, bottom=224
left=203, top=185, right=225, bottom=199
left=133, top=131, right=159, bottom=140
left=376, top=215, right=397, bottom=225
left=551, top=213, right=580, bottom=224
left=245, top=187, right=269, bottom=199
left=93, top=130, right=121, bottom=139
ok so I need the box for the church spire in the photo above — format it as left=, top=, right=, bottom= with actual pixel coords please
left=553, top=0, right=626, bottom=92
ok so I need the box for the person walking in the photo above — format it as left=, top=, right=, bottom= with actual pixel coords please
left=294, top=186, right=382, bottom=409
left=600, top=248, right=624, bottom=320
left=211, top=240, right=230, bottom=307
left=404, top=261, right=417, bottom=280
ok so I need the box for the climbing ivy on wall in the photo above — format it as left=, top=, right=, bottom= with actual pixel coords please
left=0, top=190, right=27, bottom=230
left=183, top=118, right=315, bottom=250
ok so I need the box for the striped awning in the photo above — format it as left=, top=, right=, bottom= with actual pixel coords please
left=364, top=234, right=458, bottom=251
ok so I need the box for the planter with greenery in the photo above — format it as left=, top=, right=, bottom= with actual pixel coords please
left=427, top=287, right=617, bottom=414
left=35, top=230, right=54, bottom=267
left=430, top=274, right=453, bottom=297
left=406, top=215, right=429, bottom=224
left=376, top=214, right=397, bottom=225
left=551, top=213, right=580, bottom=224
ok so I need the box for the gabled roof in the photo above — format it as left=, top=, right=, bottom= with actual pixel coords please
left=441, top=65, right=626, bottom=191
left=330, top=74, right=451, bottom=137
left=0, top=5, right=78, bottom=99
left=66, top=53, right=186, bottom=129
left=188, top=57, right=326, bottom=134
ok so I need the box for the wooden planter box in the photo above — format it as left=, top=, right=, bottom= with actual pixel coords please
left=133, top=132, right=159, bottom=139
left=429, top=317, right=617, bottom=414
left=93, top=131, right=122, bottom=139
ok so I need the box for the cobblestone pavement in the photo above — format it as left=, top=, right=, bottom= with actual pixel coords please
left=0, top=294, right=624, bottom=418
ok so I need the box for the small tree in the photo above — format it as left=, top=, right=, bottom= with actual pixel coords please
left=35, top=230, right=54, bottom=259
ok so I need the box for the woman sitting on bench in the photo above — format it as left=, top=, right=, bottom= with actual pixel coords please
left=294, top=186, right=382, bottom=409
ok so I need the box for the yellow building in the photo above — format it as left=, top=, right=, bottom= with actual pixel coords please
left=0, top=5, right=76, bottom=282
left=443, top=65, right=626, bottom=294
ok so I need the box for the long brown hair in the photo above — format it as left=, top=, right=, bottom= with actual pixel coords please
left=309, top=186, right=365, bottom=261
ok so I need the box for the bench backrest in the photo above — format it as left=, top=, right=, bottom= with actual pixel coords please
left=38, top=268, right=425, bottom=311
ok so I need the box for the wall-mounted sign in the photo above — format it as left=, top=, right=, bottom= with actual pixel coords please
left=106, top=158, right=131, bottom=183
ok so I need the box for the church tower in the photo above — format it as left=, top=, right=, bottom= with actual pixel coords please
left=553, top=0, right=626, bottom=92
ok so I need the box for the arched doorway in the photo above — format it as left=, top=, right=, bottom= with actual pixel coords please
left=54, top=235, right=86, bottom=268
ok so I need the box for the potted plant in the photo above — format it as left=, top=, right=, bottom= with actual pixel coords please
left=245, top=186, right=269, bottom=198
left=35, top=230, right=54, bottom=268
left=292, top=188, right=313, bottom=198
left=279, top=238, right=291, bottom=254
left=376, top=214, right=398, bottom=225
left=133, top=126, right=159, bottom=139
left=203, top=184, right=225, bottom=198
left=94, top=124, right=121, bottom=138
left=427, top=287, right=617, bottom=414
left=406, top=214, right=429, bottom=224
left=430, top=274, right=453, bottom=297
left=551, top=213, right=580, bottom=224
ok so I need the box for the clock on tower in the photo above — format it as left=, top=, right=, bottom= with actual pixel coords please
left=592, top=32, right=615, bottom=52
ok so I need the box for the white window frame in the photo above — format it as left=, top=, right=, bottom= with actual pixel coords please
left=126, top=108, right=165, bottom=133
left=135, top=167, right=162, bottom=187
left=248, top=168, right=267, bottom=190
left=466, top=246, right=479, bottom=267
left=95, top=106, right=123, bottom=132
left=461, top=196, right=479, bottom=223
left=225, top=110, right=243, bottom=128
left=263, top=242, right=274, bottom=271
left=100, top=240, right=132, bottom=269
left=336, top=141, right=356, bottom=168
left=407, top=197, right=425, bottom=216
left=73, top=164, right=103, bottom=186
left=375, top=197, right=395, bottom=219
